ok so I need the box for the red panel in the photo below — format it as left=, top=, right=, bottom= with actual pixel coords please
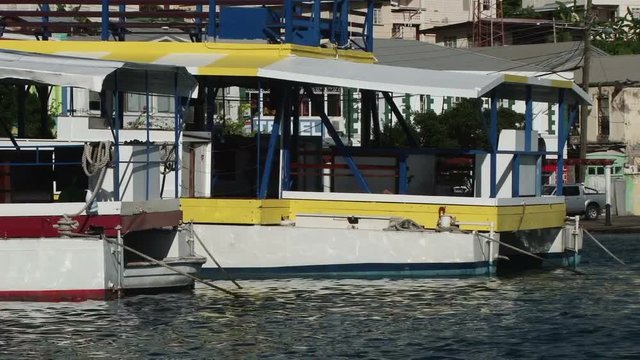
left=0, top=215, right=121, bottom=238
left=0, top=289, right=113, bottom=302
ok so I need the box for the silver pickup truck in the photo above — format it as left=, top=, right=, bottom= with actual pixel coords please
left=543, top=184, right=606, bottom=220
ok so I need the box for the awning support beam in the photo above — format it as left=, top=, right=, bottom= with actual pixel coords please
left=258, top=84, right=287, bottom=199
left=304, top=85, right=371, bottom=194
left=490, top=91, right=498, bottom=198
left=381, top=91, right=419, bottom=148
left=556, top=89, right=566, bottom=196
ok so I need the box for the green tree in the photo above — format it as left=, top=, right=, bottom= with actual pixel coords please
left=0, top=85, right=57, bottom=138
left=383, top=98, right=524, bottom=150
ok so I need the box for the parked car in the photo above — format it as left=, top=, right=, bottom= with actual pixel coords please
left=543, top=184, right=606, bottom=220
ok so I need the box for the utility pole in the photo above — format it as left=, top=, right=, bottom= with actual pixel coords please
left=578, top=0, right=592, bottom=183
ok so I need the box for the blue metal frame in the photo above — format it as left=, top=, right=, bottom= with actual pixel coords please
left=303, top=86, right=371, bottom=194
left=556, top=89, right=566, bottom=196
left=258, top=99, right=282, bottom=199
left=256, top=80, right=263, bottom=198
left=118, top=4, right=126, bottom=41
left=381, top=92, right=419, bottom=148
left=398, top=155, right=408, bottom=194
left=145, top=70, right=151, bottom=201
left=113, top=71, right=121, bottom=201
left=40, top=3, right=50, bottom=40
left=101, top=0, right=110, bottom=41
left=174, top=72, right=181, bottom=199
left=207, top=0, right=216, bottom=39
left=489, top=91, right=498, bottom=198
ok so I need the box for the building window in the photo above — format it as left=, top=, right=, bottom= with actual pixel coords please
left=89, top=91, right=101, bottom=112
left=327, top=93, right=341, bottom=116
left=444, top=36, right=457, bottom=48
left=630, top=7, right=640, bottom=19
left=373, top=8, right=382, bottom=25
left=156, top=96, right=175, bottom=113
left=597, top=92, right=610, bottom=136
left=483, top=0, right=490, bottom=11
left=126, top=93, right=147, bottom=113
left=392, top=24, right=403, bottom=39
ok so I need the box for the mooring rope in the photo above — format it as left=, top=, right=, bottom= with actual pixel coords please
left=583, top=229, right=626, bottom=266
left=190, top=223, right=242, bottom=289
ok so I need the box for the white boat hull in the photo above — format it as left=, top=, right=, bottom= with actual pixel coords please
left=193, top=224, right=501, bottom=279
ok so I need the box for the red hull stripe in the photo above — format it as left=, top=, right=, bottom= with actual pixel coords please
left=0, top=210, right=182, bottom=238
left=0, top=289, right=112, bottom=302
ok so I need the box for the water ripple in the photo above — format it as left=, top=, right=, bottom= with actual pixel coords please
left=1, top=234, right=639, bottom=359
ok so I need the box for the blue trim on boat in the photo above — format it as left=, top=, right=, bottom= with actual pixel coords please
left=200, top=261, right=495, bottom=280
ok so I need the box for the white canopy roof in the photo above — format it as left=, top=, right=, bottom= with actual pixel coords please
left=257, top=56, right=590, bottom=105
left=0, top=50, right=196, bottom=96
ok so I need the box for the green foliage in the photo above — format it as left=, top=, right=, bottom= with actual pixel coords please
left=503, top=0, right=541, bottom=19
left=592, top=7, right=640, bottom=55
left=384, top=98, right=524, bottom=150
left=0, top=85, right=57, bottom=139
left=218, top=117, right=247, bottom=136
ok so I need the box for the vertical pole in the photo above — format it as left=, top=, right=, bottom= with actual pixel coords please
left=195, top=4, right=203, bottom=42
left=174, top=72, right=181, bottom=199
left=557, top=89, right=566, bottom=196
left=208, top=0, right=217, bottom=39
left=61, top=86, right=68, bottom=116
left=259, top=91, right=283, bottom=199
left=525, top=85, right=533, bottom=151
left=490, top=91, right=498, bottom=198
left=365, top=0, right=374, bottom=51
left=118, top=3, right=126, bottom=41
left=605, top=164, right=612, bottom=226
left=256, top=80, right=262, bottom=198
left=398, top=155, right=408, bottom=194
left=371, top=92, right=381, bottom=146
left=41, top=3, right=50, bottom=40
left=114, top=72, right=121, bottom=201
left=579, top=0, right=592, bottom=183
left=361, top=90, right=371, bottom=147
left=145, top=70, right=150, bottom=201
left=101, top=0, right=110, bottom=41
left=281, top=85, right=291, bottom=193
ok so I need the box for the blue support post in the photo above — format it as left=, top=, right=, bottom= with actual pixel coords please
left=258, top=108, right=282, bottom=199
left=174, top=72, right=181, bottom=199
left=525, top=85, right=533, bottom=151
left=284, top=0, right=293, bottom=44
left=101, top=0, right=110, bottom=41
left=113, top=71, right=120, bottom=201
left=118, top=4, right=126, bottom=41
left=256, top=81, right=262, bottom=198
left=365, top=0, right=374, bottom=51
left=207, top=0, right=216, bottom=39
left=339, top=0, right=350, bottom=47
left=557, top=89, right=566, bottom=196
left=490, top=91, right=498, bottom=198
left=145, top=70, right=150, bottom=201
left=512, top=155, right=520, bottom=197
left=304, top=86, right=371, bottom=193
left=399, top=155, right=408, bottom=194
left=61, top=87, right=68, bottom=116
left=312, top=0, right=321, bottom=45
left=195, top=4, right=203, bottom=42
left=382, top=92, right=419, bottom=147
left=40, top=3, right=50, bottom=40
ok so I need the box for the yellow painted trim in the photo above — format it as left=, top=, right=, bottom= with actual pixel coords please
left=503, top=74, right=529, bottom=84
left=181, top=198, right=566, bottom=232
left=0, top=40, right=374, bottom=64
left=550, top=79, right=574, bottom=89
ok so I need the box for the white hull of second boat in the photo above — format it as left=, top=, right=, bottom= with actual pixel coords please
left=192, top=224, right=501, bottom=279
left=0, top=236, right=207, bottom=302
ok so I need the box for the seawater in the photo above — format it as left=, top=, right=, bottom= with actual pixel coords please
left=1, top=233, right=639, bottom=359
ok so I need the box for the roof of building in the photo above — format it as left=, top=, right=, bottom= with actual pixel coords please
left=374, top=39, right=547, bottom=72
left=469, top=41, right=608, bottom=72
left=577, top=55, right=640, bottom=85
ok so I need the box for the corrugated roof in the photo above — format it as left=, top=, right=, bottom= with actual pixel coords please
left=374, top=39, right=546, bottom=72
left=576, top=55, right=640, bottom=84
left=471, top=41, right=609, bottom=72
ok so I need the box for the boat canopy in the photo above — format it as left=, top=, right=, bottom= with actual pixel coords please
left=0, top=41, right=588, bottom=105
left=0, top=49, right=197, bottom=96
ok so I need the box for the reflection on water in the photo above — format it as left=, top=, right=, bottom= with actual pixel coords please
left=1, top=234, right=639, bottom=359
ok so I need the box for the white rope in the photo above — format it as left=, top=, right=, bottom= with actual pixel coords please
left=57, top=141, right=112, bottom=235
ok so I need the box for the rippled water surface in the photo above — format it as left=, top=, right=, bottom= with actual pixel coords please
left=2, top=233, right=640, bottom=359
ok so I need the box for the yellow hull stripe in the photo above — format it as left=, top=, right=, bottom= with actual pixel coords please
left=180, top=198, right=566, bottom=232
